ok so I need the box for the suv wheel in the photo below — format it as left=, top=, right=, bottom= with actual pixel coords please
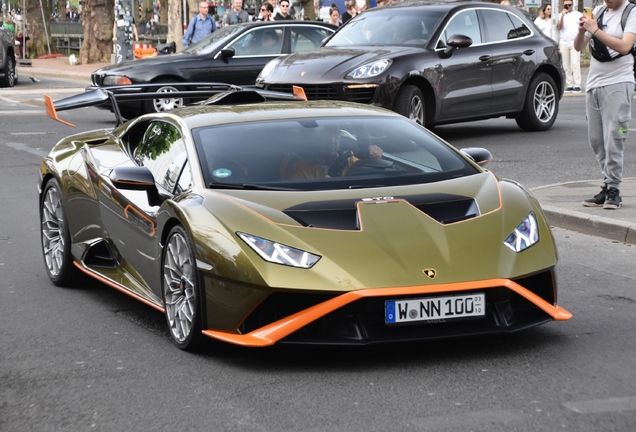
left=143, top=80, right=184, bottom=114
left=0, top=56, right=16, bottom=88
left=394, top=85, right=425, bottom=126
left=516, top=72, right=558, bottom=131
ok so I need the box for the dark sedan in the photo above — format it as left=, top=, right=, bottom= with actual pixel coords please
left=256, top=1, right=565, bottom=131
left=88, top=21, right=336, bottom=118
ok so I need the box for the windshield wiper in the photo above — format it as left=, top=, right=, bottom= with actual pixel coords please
left=348, top=184, right=388, bottom=189
left=209, top=182, right=299, bottom=191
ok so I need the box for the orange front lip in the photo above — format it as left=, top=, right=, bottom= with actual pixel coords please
left=202, top=278, right=572, bottom=347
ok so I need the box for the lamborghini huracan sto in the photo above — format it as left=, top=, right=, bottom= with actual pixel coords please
left=39, top=87, right=571, bottom=350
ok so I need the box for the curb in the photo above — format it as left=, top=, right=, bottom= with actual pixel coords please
left=16, top=66, right=93, bottom=83
left=540, top=205, right=636, bottom=244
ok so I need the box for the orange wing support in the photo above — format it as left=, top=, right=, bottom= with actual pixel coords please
left=44, top=95, right=75, bottom=127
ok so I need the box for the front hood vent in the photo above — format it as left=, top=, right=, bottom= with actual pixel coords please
left=283, top=193, right=480, bottom=230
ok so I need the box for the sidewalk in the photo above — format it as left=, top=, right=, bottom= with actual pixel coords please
left=15, top=57, right=636, bottom=243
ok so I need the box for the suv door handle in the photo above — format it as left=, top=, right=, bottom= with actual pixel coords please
left=523, top=50, right=535, bottom=56
left=479, top=55, right=491, bottom=61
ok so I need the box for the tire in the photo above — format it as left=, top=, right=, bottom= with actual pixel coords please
left=393, top=84, right=425, bottom=126
left=40, top=178, right=80, bottom=286
left=515, top=72, right=558, bottom=132
left=142, top=80, right=184, bottom=114
left=162, top=225, right=203, bottom=351
left=0, top=55, right=16, bottom=88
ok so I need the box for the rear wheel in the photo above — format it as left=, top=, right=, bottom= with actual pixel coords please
left=0, top=56, right=16, bottom=88
left=40, top=178, right=80, bottom=286
left=142, top=80, right=184, bottom=114
left=162, top=225, right=203, bottom=351
left=515, top=72, right=558, bottom=131
left=393, top=84, right=425, bottom=126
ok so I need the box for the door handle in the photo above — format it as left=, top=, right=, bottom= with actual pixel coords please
left=523, top=50, right=535, bottom=56
left=479, top=55, right=491, bottom=61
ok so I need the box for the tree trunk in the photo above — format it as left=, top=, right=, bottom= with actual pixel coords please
left=159, top=1, right=168, bottom=24
left=26, top=0, right=54, bottom=58
left=187, top=0, right=198, bottom=21
left=299, top=0, right=315, bottom=20
left=58, top=0, right=67, bottom=21
left=80, top=0, right=115, bottom=64
left=168, top=0, right=183, bottom=51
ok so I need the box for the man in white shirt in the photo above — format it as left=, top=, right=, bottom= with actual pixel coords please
left=558, top=0, right=583, bottom=92
left=575, top=0, right=636, bottom=209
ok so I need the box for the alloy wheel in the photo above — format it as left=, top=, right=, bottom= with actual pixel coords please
left=163, top=231, right=197, bottom=343
left=41, top=186, right=65, bottom=277
left=532, top=81, right=556, bottom=123
left=152, top=85, right=183, bottom=112
left=409, top=95, right=424, bottom=126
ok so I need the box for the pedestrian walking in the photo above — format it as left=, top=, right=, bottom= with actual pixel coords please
left=558, top=0, right=583, bottom=92
left=575, top=0, right=636, bottom=209
left=183, top=1, right=217, bottom=48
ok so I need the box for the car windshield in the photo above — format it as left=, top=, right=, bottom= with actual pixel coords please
left=183, top=25, right=244, bottom=55
left=192, top=117, right=478, bottom=191
left=326, top=9, right=445, bottom=47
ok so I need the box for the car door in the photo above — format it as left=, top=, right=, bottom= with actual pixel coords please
left=98, top=121, right=192, bottom=295
left=479, top=8, right=536, bottom=113
left=436, top=8, right=493, bottom=121
left=212, top=26, right=285, bottom=85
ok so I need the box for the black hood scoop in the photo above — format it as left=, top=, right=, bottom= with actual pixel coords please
left=283, top=193, right=480, bottom=230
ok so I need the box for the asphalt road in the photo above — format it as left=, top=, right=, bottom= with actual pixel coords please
left=1, top=81, right=635, bottom=431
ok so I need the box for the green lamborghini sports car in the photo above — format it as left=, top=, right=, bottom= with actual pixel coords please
left=39, top=86, right=571, bottom=350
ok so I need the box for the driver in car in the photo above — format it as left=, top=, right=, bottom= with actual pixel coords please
left=285, top=126, right=383, bottom=180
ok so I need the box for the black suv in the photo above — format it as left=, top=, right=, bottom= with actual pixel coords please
left=0, top=27, right=18, bottom=87
left=256, top=1, right=565, bottom=131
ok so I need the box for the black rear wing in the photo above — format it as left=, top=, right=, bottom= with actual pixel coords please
left=44, top=82, right=308, bottom=127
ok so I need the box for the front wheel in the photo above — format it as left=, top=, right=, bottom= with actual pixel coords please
left=393, top=84, right=425, bottom=126
left=515, top=72, right=558, bottom=132
left=162, top=225, right=203, bottom=351
left=40, top=178, right=80, bottom=286
left=0, top=56, right=16, bottom=88
left=142, top=81, right=184, bottom=114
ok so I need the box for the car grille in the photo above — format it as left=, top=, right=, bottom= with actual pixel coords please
left=91, top=73, right=102, bottom=86
left=267, top=84, right=372, bottom=102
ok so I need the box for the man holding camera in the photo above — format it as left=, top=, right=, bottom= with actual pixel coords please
left=558, top=1, right=583, bottom=92
left=575, top=0, right=636, bottom=209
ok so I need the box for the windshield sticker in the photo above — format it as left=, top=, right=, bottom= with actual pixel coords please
left=213, top=168, right=232, bottom=178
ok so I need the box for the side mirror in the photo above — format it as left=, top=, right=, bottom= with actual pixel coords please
left=110, top=166, right=164, bottom=206
left=221, top=47, right=236, bottom=58
left=439, top=34, right=473, bottom=59
left=460, top=147, right=493, bottom=166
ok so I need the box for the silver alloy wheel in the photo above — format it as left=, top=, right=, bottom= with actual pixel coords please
left=6, top=57, right=15, bottom=87
left=409, top=95, right=424, bottom=126
left=163, top=232, right=196, bottom=343
left=152, top=85, right=183, bottom=112
left=532, top=81, right=556, bottom=123
left=41, top=186, right=65, bottom=277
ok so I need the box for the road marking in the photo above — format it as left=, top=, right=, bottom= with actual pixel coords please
left=11, top=132, right=47, bottom=135
left=564, top=396, right=636, bottom=414
left=5, top=142, right=48, bottom=158
left=0, top=110, right=43, bottom=115
left=0, top=87, right=86, bottom=95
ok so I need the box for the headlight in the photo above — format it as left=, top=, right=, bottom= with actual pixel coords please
left=504, top=212, right=539, bottom=252
left=103, top=75, right=133, bottom=86
left=258, top=59, right=279, bottom=81
left=237, top=232, right=321, bottom=268
left=346, top=59, right=392, bottom=79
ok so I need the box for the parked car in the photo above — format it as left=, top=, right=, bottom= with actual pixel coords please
left=39, top=86, right=571, bottom=350
left=0, top=27, right=18, bottom=87
left=257, top=1, right=565, bottom=131
left=88, top=21, right=336, bottom=118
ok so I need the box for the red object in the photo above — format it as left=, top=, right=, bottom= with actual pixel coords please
left=38, top=53, right=64, bottom=59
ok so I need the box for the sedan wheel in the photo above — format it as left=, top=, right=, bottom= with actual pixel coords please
left=144, top=83, right=184, bottom=114
left=0, top=56, right=16, bottom=88
left=162, top=226, right=203, bottom=350
left=394, top=85, right=425, bottom=126
left=515, top=72, right=558, bottom=131
left=40, top=178, right=79, bottom=286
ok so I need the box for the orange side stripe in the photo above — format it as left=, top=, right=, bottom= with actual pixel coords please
left=73, top=261, right=165, bottom=312
left=44, top=95, right=75, bottom=127
left=202, top=278, right=572, bottom=347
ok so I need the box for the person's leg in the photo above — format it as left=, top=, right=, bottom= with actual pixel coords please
left=586, top=88, right=606, bottom=178
left=599, top=82, right=633, bottom=190
left=570, top=43, right=581, bottom=89
left=560, top=41, right=573, bottom=89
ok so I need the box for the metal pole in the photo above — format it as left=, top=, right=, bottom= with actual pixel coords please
left=38, top=0, right=52, bottom=55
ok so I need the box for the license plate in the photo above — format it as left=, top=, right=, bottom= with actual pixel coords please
left=385, top=293, right=485, bottom=324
